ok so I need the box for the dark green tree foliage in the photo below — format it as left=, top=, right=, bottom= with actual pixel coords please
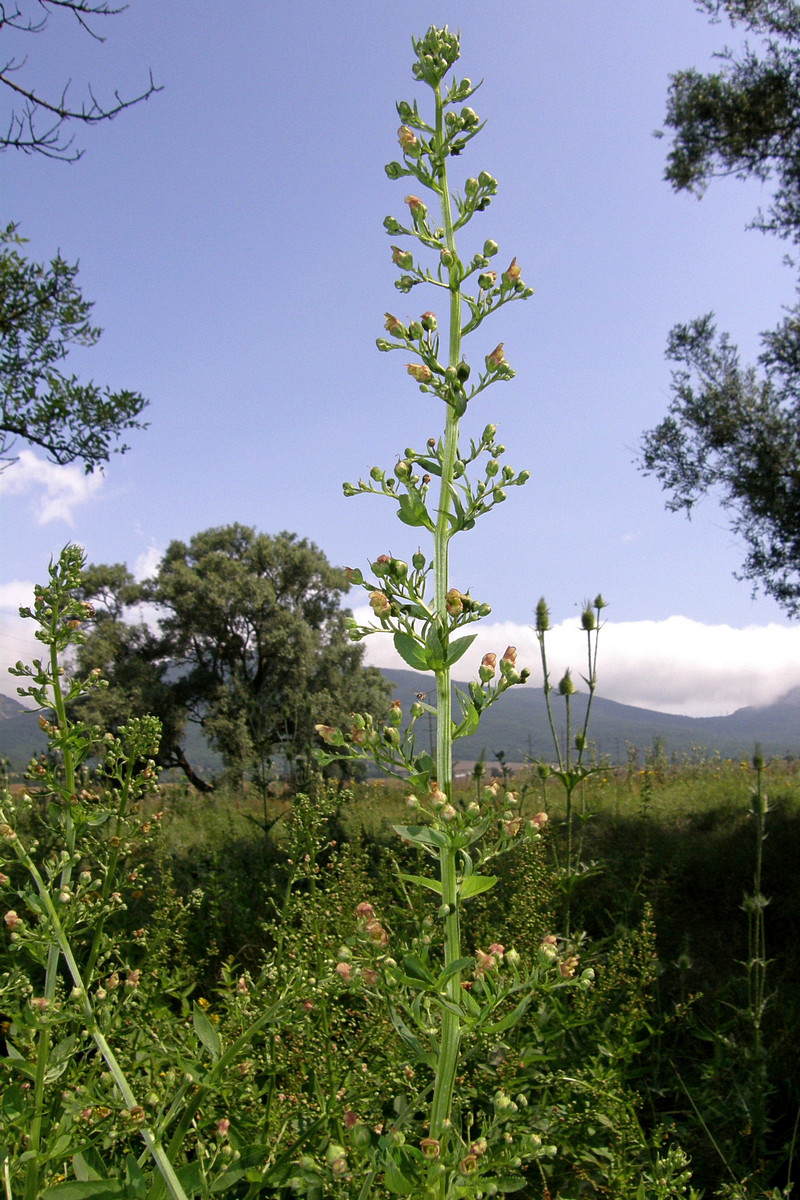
left=641, top=0, right=800, bottom=613
left=0, top=223, right=148, bottom=470
left=77, top=526, right=392, bottom=791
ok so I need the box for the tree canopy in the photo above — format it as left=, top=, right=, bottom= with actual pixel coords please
left=1, top=1, right=159, bottom=160
left=0, top=223, right=149, bottom=471
left=641, top=0, right=800, bottom=614
left=76, top=526, right=393, bottom=795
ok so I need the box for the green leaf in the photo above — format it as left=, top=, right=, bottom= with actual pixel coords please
left=393, top=631, right=430, bottom=672
left=193, top=1003, right=221, bottom=1061
left=393, top=824, right=448, bottom=849
left=41, top=1184, right=125, bottom=1199
left=435, top=956, right=475, bottom=986
left=401, top=954, right=437, bottom=984
left=445, top=632, right=477, bottom=667
left=486, top=993, right=532, bottom=1035
left=460, top=874, right=498, bottom=900
left=384, top=1153, right=416, bottom=1194
left=123, top=1156, right=145, bottom=1199
left=397, top=493, right=433, bottom=530
left=398, top=872, right=443, bottom=895
left=424, top=622, right=445, bottom=669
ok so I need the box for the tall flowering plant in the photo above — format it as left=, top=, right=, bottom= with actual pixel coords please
left=316, top=26, right=592, bottom=1198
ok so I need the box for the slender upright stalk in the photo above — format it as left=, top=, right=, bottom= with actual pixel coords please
left=428, top=75, right=464, bottom=1164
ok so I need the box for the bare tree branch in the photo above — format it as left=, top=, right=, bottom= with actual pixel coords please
left=0, top=1, right=161, bottom=159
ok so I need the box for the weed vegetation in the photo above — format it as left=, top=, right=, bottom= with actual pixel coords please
left=3, top=23, right=800, bottom=1200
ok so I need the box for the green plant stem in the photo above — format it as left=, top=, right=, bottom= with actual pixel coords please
left=428, top=75, right=464, bottom=1181
left=25, top=629, right=79, bottom=1200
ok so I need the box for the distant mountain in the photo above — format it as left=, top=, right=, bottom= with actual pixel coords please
left=1, top=673, right=798, bottom=778
left=381, top=670, right=800, bottom=766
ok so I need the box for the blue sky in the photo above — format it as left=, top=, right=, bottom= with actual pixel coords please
left=2, top=1, right=799, bottom=717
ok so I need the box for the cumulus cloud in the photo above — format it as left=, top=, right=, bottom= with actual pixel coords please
left=352, top=607, right=800, bottom=718
left=0, top=450, right=104, bottom=524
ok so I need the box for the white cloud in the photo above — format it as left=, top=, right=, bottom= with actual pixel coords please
left=134, top=545, right=163, bottom=582
left=0, top=450, right=104, bottom=525
left=352, top=608, right=800, bottom=718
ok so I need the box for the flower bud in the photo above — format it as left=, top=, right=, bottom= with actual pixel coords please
left=406, top=362, right=432, bottom=384
left=535, top=597, right=550, bottom=632
left=479, top=652, right=497, bottom=683
left=558, top=669, right=575, bottom=696
left=483, top=239, right=499, bottom=258
left=397, top=125, right=418, bottom=151
left=384, top=313, right=405, bottom=338
left=369, top=591, right=390, bottom=618
left=456, top=360, right=471, bottom=381
left=478, top=271, right=497, bottom=290
left=502, top=257, right=522, bottom=285
left=445, top=588, right=464, bottom=616
left=420, top=1138, right=440, bottom=1159
left=404, top=195, right=427, bottom=221
left=391, top=245, right=413, bottom=270
left=581, top=605, right=596, bottom=631
left=385, top=161, right=404, bottom=179
left=485, top=343, right=505, bottom=372
left=420, top=311, right=437, bottom=331
left=412, top=550, right=426, bottom=570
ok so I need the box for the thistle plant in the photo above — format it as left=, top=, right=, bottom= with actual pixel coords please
left=534, top=594, right=606, bottom=932
left=316, top=26, right=593, bottom=1198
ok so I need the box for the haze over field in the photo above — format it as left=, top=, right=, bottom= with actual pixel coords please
left=2, top=2, right=799, bottom=716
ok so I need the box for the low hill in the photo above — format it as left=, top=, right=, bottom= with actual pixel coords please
left=1, top=674, right=798, bottom=778
left=381, top=670, right=800, bottom=766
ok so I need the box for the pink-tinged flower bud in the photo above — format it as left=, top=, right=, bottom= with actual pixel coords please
left=336, top=961, right=352, bottom=982
left=31, top=997, right=49, bottom=1012
left=560, top=955, right=579, bottom=978
left=429, top=781, right=447, bottom=807
left=441, top=804, right=457, bottom=821
left=445, top=587, right=464, bottom=616
left=345, top=566, right=363, bottom=586
left=504, top=817, right=522, bottom=838
left=216, top=1118, right=231, bottom=1137
left=540, top=934, right=558, bottom=959
left=406, top=362, right=433, bottom=384
left=365, top=919, right=389, bottom=947
left=384, top=312, right=405, bottom=338
left=420, top=310, right=437, bottom=331
left=404, top=194, right=427, bottom=221
left=500, top=646, right=517, bottom=678
left=459, top=1154, right=480, bottom=1176
left=4, top=910, right=22, bottom=930
left=479, top=653, right=497, bottom=683
left=478, top=271, right=497, bottom=290
left=475, top=949, right=497, bottom=975
left=485, top=343, right=505, bottom=372
left=314, top=723, right=340, bottom=745
left=236, top=976, right=248, bottom=995
left=397, top=124, right=418, bottom=151
left=126, top=969, right=142, bottom=989
left=369, top=591, right=391, bottom=618
left=471, top=1137, right=489, bottom=1156
left=107, top=971, right=120, bottom=989
left=362, top=967, right=379, bottom=986
left=502, top=257, right=522, bottom=285
left=488, top=943, right=505, bottom=959
left=530, top=811, right=549, bottom=830
left=420, top=1138, right=441, bottom=1159
left=356, top=902, right=375, bottom=919
left=391, top=245, right=414, bottom=270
